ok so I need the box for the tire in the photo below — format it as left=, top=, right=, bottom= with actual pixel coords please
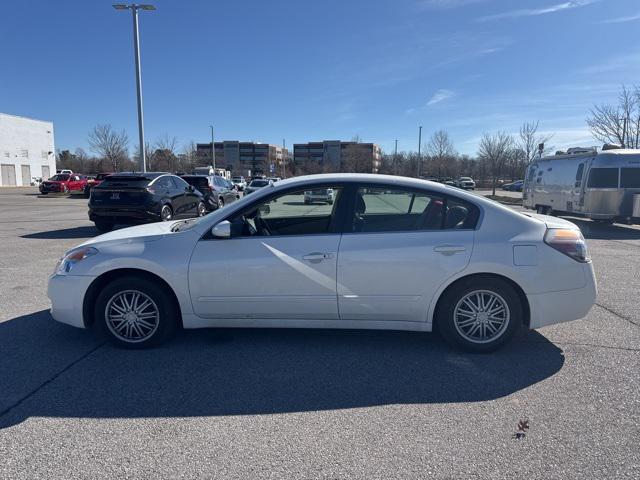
left=84, top=186, right=91, bottom=199
left=535, top=205, right=548, bottom=215
left=197, top=201, right=206, bottom=217
left=218, top=197, right=225, bottom=208
left=436, top=277, right=522, bottom=353
left=161, top=204, right=173, bottom=221
left=94, top=221, right=114, bottom=233
left=95, top=276, right=178, bottom=349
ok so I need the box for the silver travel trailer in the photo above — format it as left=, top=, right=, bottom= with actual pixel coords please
left=523, top=146, right=640, bottom=223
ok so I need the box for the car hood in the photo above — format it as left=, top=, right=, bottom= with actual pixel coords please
left=79, top=221, right=176, bottom=248
left=524, top=213, right=580, bottom=230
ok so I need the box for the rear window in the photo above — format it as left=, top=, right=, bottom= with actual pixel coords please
left=95, top=173, right=110, bottom=181
left=587, top=168, right=619, bottom=188
left=182, top=176, right=208, bottom=187
left=620, top=168, right=640, bottom=188
left=97, top=176, right=152, bottom=189
left=250, top=180, right=269, bottom=187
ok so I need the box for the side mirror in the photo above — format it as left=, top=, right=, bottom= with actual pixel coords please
left=211, top=220, right=231, bottom=239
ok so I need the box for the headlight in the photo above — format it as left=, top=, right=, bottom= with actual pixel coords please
left=54, top=246, right=98, bottom=275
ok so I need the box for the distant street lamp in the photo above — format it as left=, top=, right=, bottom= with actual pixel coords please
left=417, top=126, right=423, bottom=177
left=210, top=125, right=216, bottom=171
left=113, top=4, right=156, bottom=172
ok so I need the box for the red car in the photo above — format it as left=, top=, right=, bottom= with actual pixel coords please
left=84, top=173, right=113, bottom=198
left=39, top=174, right=88, bottom=195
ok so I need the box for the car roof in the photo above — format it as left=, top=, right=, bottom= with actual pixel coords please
left=107, top=172, right=169, bottom=180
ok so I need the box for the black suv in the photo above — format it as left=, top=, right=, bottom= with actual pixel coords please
left=180, top=175, right=220, bottom=212
left=89, top=172, right=206, bottom=232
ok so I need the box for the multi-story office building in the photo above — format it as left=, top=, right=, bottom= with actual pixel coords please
left=196, top=141, right=288, bottom=176
left=0, top=113, right=56, bottom=186
left=293, top=140, right=382, bottom=173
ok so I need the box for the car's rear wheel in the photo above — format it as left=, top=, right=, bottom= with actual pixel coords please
left=436, top=277, right=522, bottom=353
left=94, top=221, right=114, bottom=233
left=95, top=276, right=178, bottom=349
left=219, top=197, right=225, bottom=207
left=161, top=204, right=173, bottom=221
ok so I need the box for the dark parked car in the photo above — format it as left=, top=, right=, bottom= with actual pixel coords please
left=502, top=180, right=524, bottom=192
left=210, top=175, right=240, bottom=207
left=88, top=172, right=206, bottom=233
left=180, top=175, right=220, bottom=212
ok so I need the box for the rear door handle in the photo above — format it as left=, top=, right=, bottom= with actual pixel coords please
left=433, top=245, right=466, bottom=255
left=302, top=252, right=334, bottom=262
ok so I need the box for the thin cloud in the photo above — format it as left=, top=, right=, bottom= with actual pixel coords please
left=476, top=0, right=597, bottom=22
left=601, top=13, right=640, bottom=24
left=427, top=89, right=456, bottom=106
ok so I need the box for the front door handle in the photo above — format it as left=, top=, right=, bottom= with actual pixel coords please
left=302, top=252, right=334, bottom=262
left=433, top=245, right=466, bottom=255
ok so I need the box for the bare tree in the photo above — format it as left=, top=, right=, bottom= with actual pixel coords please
left=341, top=144, right=374, bottom=173
left=427, top=130, right=456, bottom=178
left=150, top=134, right=179, bottom=172
left=519, top=121, right=553, bottom=165
left=587, top=85, right=640, bottom=148
left=180, top=141, right=199, bottom=173
left=88, top=124, right=129, bottom=172
left=477, top=131, right=514, bottom=195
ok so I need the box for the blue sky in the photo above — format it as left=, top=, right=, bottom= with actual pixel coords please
left=1, top=0, right=639, bottom=155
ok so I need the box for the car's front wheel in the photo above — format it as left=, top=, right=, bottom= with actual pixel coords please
left=95, top=276, right=178, bottom=348
left=197, top=201, right=206, bottom=217
left=436, top=277, right=522, bottom=352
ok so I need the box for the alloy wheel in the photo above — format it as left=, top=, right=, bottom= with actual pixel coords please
left=105, top=290, right=160, bottom=343
left=453, top=290, right=510, bottom=344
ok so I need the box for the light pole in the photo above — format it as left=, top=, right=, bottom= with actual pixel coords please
left=394, top=139, right=398, bottom=175
left=113, top=3, right=155, bottom=172
left=417, top=126, right=423, bottom=177
left=282, top=138, right=286, bottom=178
left=209, top=125, right=216, bottom=171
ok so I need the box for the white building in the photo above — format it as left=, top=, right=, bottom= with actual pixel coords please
left=0, top=113, right=56, bottom=186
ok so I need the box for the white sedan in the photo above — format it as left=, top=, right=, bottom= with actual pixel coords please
left=48, top=174, right=596, bottom=352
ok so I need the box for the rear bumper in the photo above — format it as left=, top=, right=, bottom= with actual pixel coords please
left=48, top=274, right=96, bottom=329
left=527, top=263, right=597, bottom=329
left=89, top=206, right=160, bottom=224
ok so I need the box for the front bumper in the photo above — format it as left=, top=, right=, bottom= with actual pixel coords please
left=48, top=274, right=96, bottom=329
left=527, top=263, right=597, bottom=329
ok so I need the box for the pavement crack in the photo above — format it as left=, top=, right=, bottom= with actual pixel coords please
left=0, top=342, right=105, bottom=422
left=595, top=302, right=640, bottom=327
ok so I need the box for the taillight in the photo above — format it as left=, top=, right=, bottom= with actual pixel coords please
left=544, top=228, right=589, bottom=263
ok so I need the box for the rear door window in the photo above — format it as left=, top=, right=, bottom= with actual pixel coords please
left=154, top=176, right=175, bottom=189
left=350, top=186, right=478, bottom=232
left=587, top=168, right=619, bottom=188
left=620, top=168, right=640, bottom=188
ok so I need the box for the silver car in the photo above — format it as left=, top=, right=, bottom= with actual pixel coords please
left=304, top=188, right=335, bottom=204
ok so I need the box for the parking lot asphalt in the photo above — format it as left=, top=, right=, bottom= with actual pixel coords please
left=0, top=187, right=639, bottom=479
